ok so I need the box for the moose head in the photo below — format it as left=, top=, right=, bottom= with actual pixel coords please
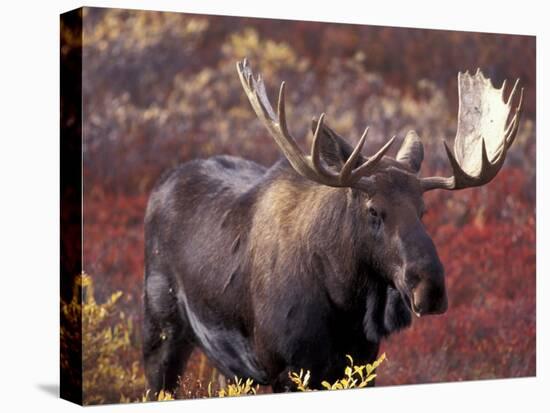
left=237, top=59, right=523, bottom=319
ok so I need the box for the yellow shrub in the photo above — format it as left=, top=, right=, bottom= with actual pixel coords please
left=289, top=353, right=387, bottom=391
left=123, top=389, right=175, bottom=404
left=209, top=377, right=259, bottom=397
left=75, top=273, right=146, bottom=404
left=221, top=28, right=308, bottom=74
left=288, top=369, right=311, bottom=392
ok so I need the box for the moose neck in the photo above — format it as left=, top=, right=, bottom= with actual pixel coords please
left=249, top=162, right=366, bottom=310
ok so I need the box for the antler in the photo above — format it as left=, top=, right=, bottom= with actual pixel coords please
left=421, top=69, right=524, bottom=191
left=236, top=59, right=396, bottom=188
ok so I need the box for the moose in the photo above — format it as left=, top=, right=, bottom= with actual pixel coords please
left=142, top=59, right=523, bottom=394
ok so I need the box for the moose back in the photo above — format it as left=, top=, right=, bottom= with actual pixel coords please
left=142, top=59, right=524, bottom=394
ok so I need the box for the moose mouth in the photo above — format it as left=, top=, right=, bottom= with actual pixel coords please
left=391, top=266, right=448, bottom=318
left=400, top=291, right=422, bottom=318
left=396, top=286, right=447, bottom=318
left=410, top=300, right=424, bottom=318
left=399, top=285, right=448, bottom=318
left=390, top=277, right=422, bottom=318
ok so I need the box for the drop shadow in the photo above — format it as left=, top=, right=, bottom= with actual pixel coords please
left=36, top=383, right=59, bottom=398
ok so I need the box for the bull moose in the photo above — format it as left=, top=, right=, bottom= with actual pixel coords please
left=142, top=59, right=524, bottom=394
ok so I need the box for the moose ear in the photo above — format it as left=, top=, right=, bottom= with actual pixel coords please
left=396, top=130, right=424, bottom=173
left=310, top=118, right=362, bottom=169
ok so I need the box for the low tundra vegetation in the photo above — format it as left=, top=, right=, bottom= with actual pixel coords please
left=62, top=274, right=387, bottom=404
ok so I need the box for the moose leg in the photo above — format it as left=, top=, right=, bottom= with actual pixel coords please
left=272, top=367, right=300, bottom=392
left=143, top=271, right=195, bottom=397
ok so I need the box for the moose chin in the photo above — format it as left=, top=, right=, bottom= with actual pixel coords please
left=142, top=58, right=524, bottom=394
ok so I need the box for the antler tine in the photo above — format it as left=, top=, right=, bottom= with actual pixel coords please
left=340, top=126, right=369, bottom=184
left=277, top=81, right=290, bottom=137
left=500, top=79, right=507, bottom=92
left=349, top=136, right=397, bottom=182
left=501, top=78, right=522, bottom=151
left=480, top=138, right=491, bottom=172
left=443, top=140, right=470, bottom=181
left=507, top=78, right=520, bottom=106
left=491, top=85, right=523, bottom=163
left=311, top=113, right=336, bottom=178
left=505, top=87, right=524, bottom=144
left=420, top=71, right=524, bottom=192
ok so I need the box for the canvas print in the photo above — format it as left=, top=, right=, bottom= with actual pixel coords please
left=60, top=7, right=536, bottom=405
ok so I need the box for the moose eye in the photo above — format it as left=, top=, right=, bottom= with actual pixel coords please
left=368, top=207, right=378, bottom=218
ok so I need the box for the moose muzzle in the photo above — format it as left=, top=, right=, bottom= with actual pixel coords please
left=402, top=226, right=448, bottom=317
left=410, top=276, right=448, bottom=316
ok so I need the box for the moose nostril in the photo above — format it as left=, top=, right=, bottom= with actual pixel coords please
left=412, top=288, right=425, bottom=312
left=411, top=298, right=422, bottom=315
left=411, top=279, right=447, bottom=316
